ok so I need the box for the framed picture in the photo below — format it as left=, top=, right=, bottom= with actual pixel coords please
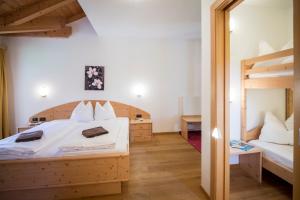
left=85, top=66, right=105, bottom=90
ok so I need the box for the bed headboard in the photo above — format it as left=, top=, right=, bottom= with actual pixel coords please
left=29, top=100, right=150, bottom=122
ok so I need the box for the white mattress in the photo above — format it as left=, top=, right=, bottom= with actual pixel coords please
left=249, top=140, right=293, bottom=171
left=0, top=118, right=129, bottom=160
left=248, top=69, right=293, bottom=79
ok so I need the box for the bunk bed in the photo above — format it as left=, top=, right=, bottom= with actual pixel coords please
left=241, top=48, right=294, bottom=184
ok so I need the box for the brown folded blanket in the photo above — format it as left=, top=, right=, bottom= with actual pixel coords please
left=82, top=127, right=109, bottom=138
left=15, top=130, right=43, bottom=143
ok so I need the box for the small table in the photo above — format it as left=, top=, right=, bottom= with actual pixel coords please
left=181, top=115, right=201, bottom=140
left=230, top=146, right=263, bottom=183
left=17, top=123, right=43, bottom=133
left=17, top=127, right=32, bottom=133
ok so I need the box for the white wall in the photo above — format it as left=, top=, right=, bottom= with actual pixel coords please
left=200, top=0, right=213, bottom=195
left=5, top=18, right=201, bottom=133
left=229, top=4, right=293, bottom=140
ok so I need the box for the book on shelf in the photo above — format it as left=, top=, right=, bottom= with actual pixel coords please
left=230, top=140, right=254, bottom=151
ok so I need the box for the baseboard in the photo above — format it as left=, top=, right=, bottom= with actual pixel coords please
left=152, top=132, right=180, bottom=135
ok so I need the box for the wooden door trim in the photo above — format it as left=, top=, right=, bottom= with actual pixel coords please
left=210, top=0, right=243, bottom=199
left=211, top=1, right=300, bottom=200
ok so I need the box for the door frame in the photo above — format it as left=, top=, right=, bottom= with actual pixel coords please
left=210, top=0, right=300, bottom=200
left=210, top=1, right=243, bottom=199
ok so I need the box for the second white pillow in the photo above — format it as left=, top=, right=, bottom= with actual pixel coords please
left=259, top=112, right=290, bottom=145
left=94, top=101, right=116, bottom=120
left=70, top=101, right=94, bottom=122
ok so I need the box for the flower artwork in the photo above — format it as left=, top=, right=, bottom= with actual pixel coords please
left=85, top=66, right=104, bottom=90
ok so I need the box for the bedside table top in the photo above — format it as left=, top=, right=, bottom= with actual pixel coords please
left=130, top=119, right=152, bottom=124
left=230, top=146, right=263, bottom=155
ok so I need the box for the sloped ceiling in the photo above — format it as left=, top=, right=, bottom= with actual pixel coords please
left=78, top=0, right=201, bottom=38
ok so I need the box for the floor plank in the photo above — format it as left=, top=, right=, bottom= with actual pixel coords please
left=230, top=165, right=293, bottom=200
left=82, top=133, right=208, bottom=200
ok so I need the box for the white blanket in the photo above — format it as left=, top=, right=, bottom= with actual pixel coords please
left=0, top=120, right=77, bottom=158
left=58, top=120, right=121, bottom=153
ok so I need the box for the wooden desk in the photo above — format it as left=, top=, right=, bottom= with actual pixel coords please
left=181, top=115, right=201, bottom=140
left=230, top=146, right=263, bottom=183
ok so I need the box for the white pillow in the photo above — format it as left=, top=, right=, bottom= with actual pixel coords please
left=259, top=112, right=290, bottom=145
left=282, top=40, right=293, bottom=50
left=285, top=113, right=294, bottom=131
left=287, top=130, right=294, bottom=146
left=94, top=101, right=116, bottom=120
left=254, top=41, right=279, bottom=67
left=103, top=101, right=116, bottom=118
left=94, top=102, right=112, bottom=120
left=281, top=40, right=294, bottom=64
left=70, top=101, right=94, bottom=122
left=285, top=113, right=294, bottom=146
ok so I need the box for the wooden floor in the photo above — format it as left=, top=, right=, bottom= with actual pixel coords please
left=230, top=165, right=293, bottom=200
left=82, top=133, right=208, bottom=200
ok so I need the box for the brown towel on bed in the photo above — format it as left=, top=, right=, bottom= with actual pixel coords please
left=15, top=130, right=43, bottom=143
left=82, top=127, right=109, bottom=138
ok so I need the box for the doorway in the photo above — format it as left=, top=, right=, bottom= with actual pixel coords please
left=210, top=0, right=299, bottom=199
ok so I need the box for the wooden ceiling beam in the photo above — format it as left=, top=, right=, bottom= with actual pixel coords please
left=3, top=0, right=75, bottom=26
left=0, top=17, right=65, bottom=34
left=66, top=11, right=86, bottom=24
left=2, top=26, right=72, bottom=38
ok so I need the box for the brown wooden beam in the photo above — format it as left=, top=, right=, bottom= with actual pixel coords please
left=3, top=0, right=75, bottom=26
left=0, top=17, right=65, bottom=34
left=2, top=26, right=72, bottom=38
left=67, top=11, right=86, bottom=24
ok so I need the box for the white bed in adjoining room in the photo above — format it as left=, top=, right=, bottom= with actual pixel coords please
left=248, top=140, right=293, bottom=171
left=244, top=111, right=294, bottom=184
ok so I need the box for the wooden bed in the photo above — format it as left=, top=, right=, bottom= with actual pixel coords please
left=0, top=100, right=150, bottom=200
left=241, top=48, right=294, bottom=184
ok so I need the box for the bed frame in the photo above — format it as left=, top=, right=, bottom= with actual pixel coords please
left=241, top=49, right=294, bottom=184
left=0, top=100, right=150, bottom=200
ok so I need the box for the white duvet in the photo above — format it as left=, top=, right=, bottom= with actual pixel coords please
left=249, top=140, right=293, bottom=170
left=0, top=120, right=77, bottom=158
left=58, top=119, right=122, bottom=153
left=0, top=118, right=129, bottom=160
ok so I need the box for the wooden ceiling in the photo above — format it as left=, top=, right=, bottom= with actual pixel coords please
left=0, top=0, right=86, bottom=38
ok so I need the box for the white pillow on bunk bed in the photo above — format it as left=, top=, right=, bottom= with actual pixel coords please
left=285, top=113, right=294, bottom=131
left=70, top=101, right=94, bottom=122
left=281, top=40, right=294, bottom=64
left=254, top=41, right=278, bottom=67
left=94, top=101, right=116, bottom=120
left=259, top=112, right=291, bottom=145
left=254, top=40, right=294, bottom=67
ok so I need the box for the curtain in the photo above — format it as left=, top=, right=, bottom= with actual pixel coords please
left=0, top=48, right=9, bottom=139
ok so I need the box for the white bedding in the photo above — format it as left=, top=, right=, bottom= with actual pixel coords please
left=58, top=119, right=123, bottom=153
left=0, top=118, right=129, bottom=160
left=249, top=140, right=293, bottom=171
left=248, top=69, right=293, bottom=79
left=0, top=120, right=78, bottom=159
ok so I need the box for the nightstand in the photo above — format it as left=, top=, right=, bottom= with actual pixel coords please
left=17, top=123, right=42, bottom=133
left=130, top=119, right=153, bottom=142
left=17, top=127, right=32, bottom=133
left=230, top=146, right=263, bottom=183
